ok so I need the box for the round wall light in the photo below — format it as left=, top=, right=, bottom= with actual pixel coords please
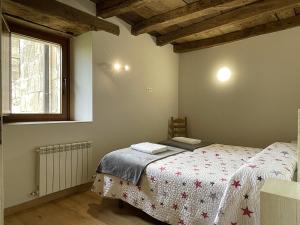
left=217, top=67, right=232, bottom=82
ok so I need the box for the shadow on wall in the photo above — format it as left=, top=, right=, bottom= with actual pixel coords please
left=97, top=62, right=114, bottom=76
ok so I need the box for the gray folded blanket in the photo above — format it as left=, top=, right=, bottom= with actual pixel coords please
left=159, top=139, right=212, bottom=151
left=96, top=147, right=185, bottom=185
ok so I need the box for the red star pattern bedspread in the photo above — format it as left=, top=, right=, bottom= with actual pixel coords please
left=92, top=143, right=297, bottom=225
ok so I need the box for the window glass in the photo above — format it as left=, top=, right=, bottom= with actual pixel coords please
left=11, top=34, right=62, bottom=114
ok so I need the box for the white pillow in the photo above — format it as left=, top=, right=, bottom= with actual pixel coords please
left=131, top=142, right=168, bottom=154
left=172, top=137, right=201, bottom=145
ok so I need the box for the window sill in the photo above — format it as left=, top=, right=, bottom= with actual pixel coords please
left=4, top=120, right=92, bottom=126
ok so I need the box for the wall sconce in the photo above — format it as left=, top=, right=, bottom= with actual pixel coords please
left=217, top=67, right=231, bottom=82
left=113, top=62, right=130, bottom=72
left=113, top=63, right=121, bottom=72
left=124, top=65, right=130, bottom=71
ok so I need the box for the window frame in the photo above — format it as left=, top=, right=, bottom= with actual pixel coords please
left=4, top=22, right=70, bottom=123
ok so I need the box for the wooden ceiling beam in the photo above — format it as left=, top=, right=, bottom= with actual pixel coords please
left=97, top=0, right=151, bottom=18
left=132, top=0, right=255, bottom=35
left=3, top=0, right=120, bottom=36
left=157, top=0, right=300, bottom=46
left=174, top=15, right=300, bottom=53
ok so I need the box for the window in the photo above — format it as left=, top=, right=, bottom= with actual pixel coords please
left=5, top=23, right=70, bottom=122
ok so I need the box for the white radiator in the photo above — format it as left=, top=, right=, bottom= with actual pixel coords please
left=37, top=141, right=92, bottom=197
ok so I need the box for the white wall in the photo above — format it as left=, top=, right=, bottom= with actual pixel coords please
left=70, top=32, right=93, bottom=121
left=4, top=122, right=93, bottom=207
left=179, top=28, right=300, bottom=147
left=91, top=19, right=178, bottom=153
left=3, top=1, right=178, bottom=207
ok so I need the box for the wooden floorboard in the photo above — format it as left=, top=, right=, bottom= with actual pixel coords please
left=5, top=191, right=167, bottom=225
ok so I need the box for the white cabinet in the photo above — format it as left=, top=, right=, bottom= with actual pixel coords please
left=260, top=179, right=300, bottom=225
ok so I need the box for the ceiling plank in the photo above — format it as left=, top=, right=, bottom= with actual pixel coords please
left=97, top=0, right=151, bottom=18
left=132, top=0, right=256, bottom=35
left=156, top=0, right=300, bottom=46
left=3, top=0, right=120, bottom=36
left=174, top=14, right=300, bottom=53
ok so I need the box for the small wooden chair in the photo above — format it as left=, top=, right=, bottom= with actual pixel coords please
left=168, top=117, right=188, bottom=138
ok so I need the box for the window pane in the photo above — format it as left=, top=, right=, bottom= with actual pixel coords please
left=11, top=34, right=62, bottom=114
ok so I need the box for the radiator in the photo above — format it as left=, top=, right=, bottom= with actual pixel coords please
left=37, top=141, right=92, bottom=197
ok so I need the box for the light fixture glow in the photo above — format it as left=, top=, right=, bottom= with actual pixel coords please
left=217, top=67, right=232, bottom=82
left=124, top=65, right=130, bottom=71
left=113, top=63, right=121, bottom=72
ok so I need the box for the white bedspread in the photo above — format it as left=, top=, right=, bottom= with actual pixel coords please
left=92, top=143, right=296, bottom=225
left=215, top=142, right=297, bottom=225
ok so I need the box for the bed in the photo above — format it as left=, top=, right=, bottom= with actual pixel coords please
left=92, top=142, right=297, bottom=225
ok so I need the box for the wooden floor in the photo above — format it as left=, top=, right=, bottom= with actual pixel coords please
left=5, top=191, right=166, bottom=225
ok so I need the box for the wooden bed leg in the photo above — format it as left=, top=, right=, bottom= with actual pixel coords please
left=118, top=200, right=124, bottom=209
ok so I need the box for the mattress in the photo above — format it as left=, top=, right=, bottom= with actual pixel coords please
left=92, top=143, right=297, bottom=225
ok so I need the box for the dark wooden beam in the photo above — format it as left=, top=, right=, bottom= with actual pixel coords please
left=3, top=0, right=120, bottom=36
left=157, top=0, right=300, bottom=46
left=97, top=0, right=151, bottom=18
left=3, top=15, right=73, bottom=38
left=174, top=15, right=300, bottom=53
left=132, top=0, right=256, bottom=35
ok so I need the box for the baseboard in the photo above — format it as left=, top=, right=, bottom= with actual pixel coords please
left=4, top=182, right=93, bottom=216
